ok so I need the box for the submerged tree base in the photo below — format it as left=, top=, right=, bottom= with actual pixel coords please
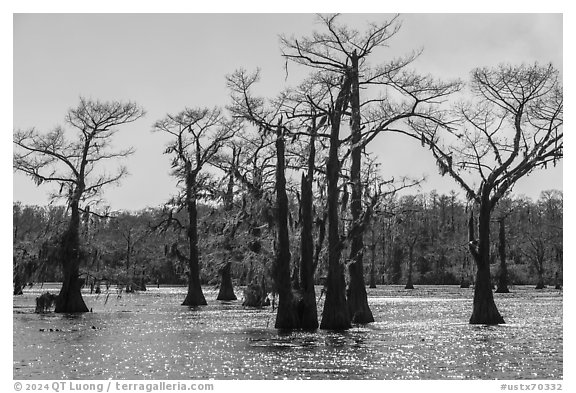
left=274, top=293, right=301, bottom=330
left=55, top=299, right=89, bottom=313
left=217, top=287, right=237, bottom=301
left=217, top=262, right=237, bottom=301
left=55, top=278, right=89, bottom=313
left=320, top=310, right=351, bottom=330
left=182, top=298, right=208, bottom=306
left=321, top=288, right=351, bottom=330
left=469, top=309, right=505, bottom=325
left=182, top=286, right=207, bottom=306
left=469, top=287, right=505, bottom=325
left=242, top=282, right=269, bottom=307
left=346, top=264, right=374, bottom=324
left=346, top=292, right=374, bottom=324
left=293, top=289, right=318, bottom=331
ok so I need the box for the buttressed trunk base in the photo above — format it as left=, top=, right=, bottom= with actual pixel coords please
left=182, top=269, right=207, bottom=306
left=217, top=262, right=237, bottom=301
left=347, top=261, right=374, bottom=323
left=55, top=273, right=89, bottom=313
left=469, top=266, right=504, bottom=325
left=55, top=223, right=88, bottom=313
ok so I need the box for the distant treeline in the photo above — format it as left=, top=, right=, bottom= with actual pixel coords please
left=13, top=189, right=562, bottom=291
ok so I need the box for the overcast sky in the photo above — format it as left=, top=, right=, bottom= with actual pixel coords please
left=12, top=13, right=563, bottom=211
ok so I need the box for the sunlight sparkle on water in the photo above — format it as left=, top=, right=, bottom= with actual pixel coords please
left=14, top=285, right=562, bottom=379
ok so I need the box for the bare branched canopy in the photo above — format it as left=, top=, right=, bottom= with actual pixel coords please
left=153, top=108, right=235, bottom=173
left=410, top=63, right=563, bottom=206
left=280, top=14, right=403, bottom=72
left=281, top=14, right=462, bottom=150
left=13, top=97, right=145, bottom=204
left=152, top=107, right=238, bottom=205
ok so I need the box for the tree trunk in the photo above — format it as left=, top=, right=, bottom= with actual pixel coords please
left=274, top=120, right=300, bottom=329
left=553, top=248, right=561, bottom=289
left=313, top=212, right=327, bottom=275
left=125, top=233, right=132, bottom=292
left=469, top=203, right=504, bottom=325
left=405, top=244, right=415, bottom=290
left=391, top=242, right=403, bottom=284
left=139, top=272, right=147, bottom=291
left=320, top=75, right=351, bottom=330
left=460, top=253, right=471, bottom=288
left=470, top=264, right=504, bottom=324
left=535, top=272, right=545, bottom=289
left=182, top=166, right=207, bottom=306
left=347, top=259, right=374, bottom=323
left=369, top=238, right=377, bottom=289
left=224, top=153, right=235, bottom=210
left=380, top=221, right=387, bottom=285
left=55, top=198, right=89, bottom=313
left=346, top=50, right=374, bottom=324
left=495, top=218, right=510, bottom=293
left=534, top=242, right=546, bottom=289
left=554, top=271, right=562, bottom=290
left=217, top=261, right=237, bottom=300
left=13, top=266, right=24, bottom=296
left=298, top=126, right=319, bottom=329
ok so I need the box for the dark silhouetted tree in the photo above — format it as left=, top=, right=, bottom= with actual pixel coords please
left=153, top=107, right=235, bottom=306
left=282, top=14, right=460, bottom=325
left=407, top=63, right=562, bottom=324
left=14, top=98, right=145, bottom=312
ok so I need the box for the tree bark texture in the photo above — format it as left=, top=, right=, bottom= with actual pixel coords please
left=320, top=75, right=352, bottom=330
left=298, top=127, right=319, bottom=329
left=55, top=197, right=89, bottom=313
left=346, top=51, right=374, bottom=324
left=469, top=201, right=505, bottom=325
left=182, top=166, right=207, bottom=306
left=273, top=121, right=300, bottom=329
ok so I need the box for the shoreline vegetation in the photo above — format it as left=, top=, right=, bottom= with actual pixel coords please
left=14, top=187, right=563, bottom=316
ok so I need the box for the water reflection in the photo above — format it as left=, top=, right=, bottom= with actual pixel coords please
left=13, top=285, right=562, bottom=379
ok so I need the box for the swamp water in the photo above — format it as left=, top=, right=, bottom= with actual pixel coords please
left=13, top=285, right=562, bottom=379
